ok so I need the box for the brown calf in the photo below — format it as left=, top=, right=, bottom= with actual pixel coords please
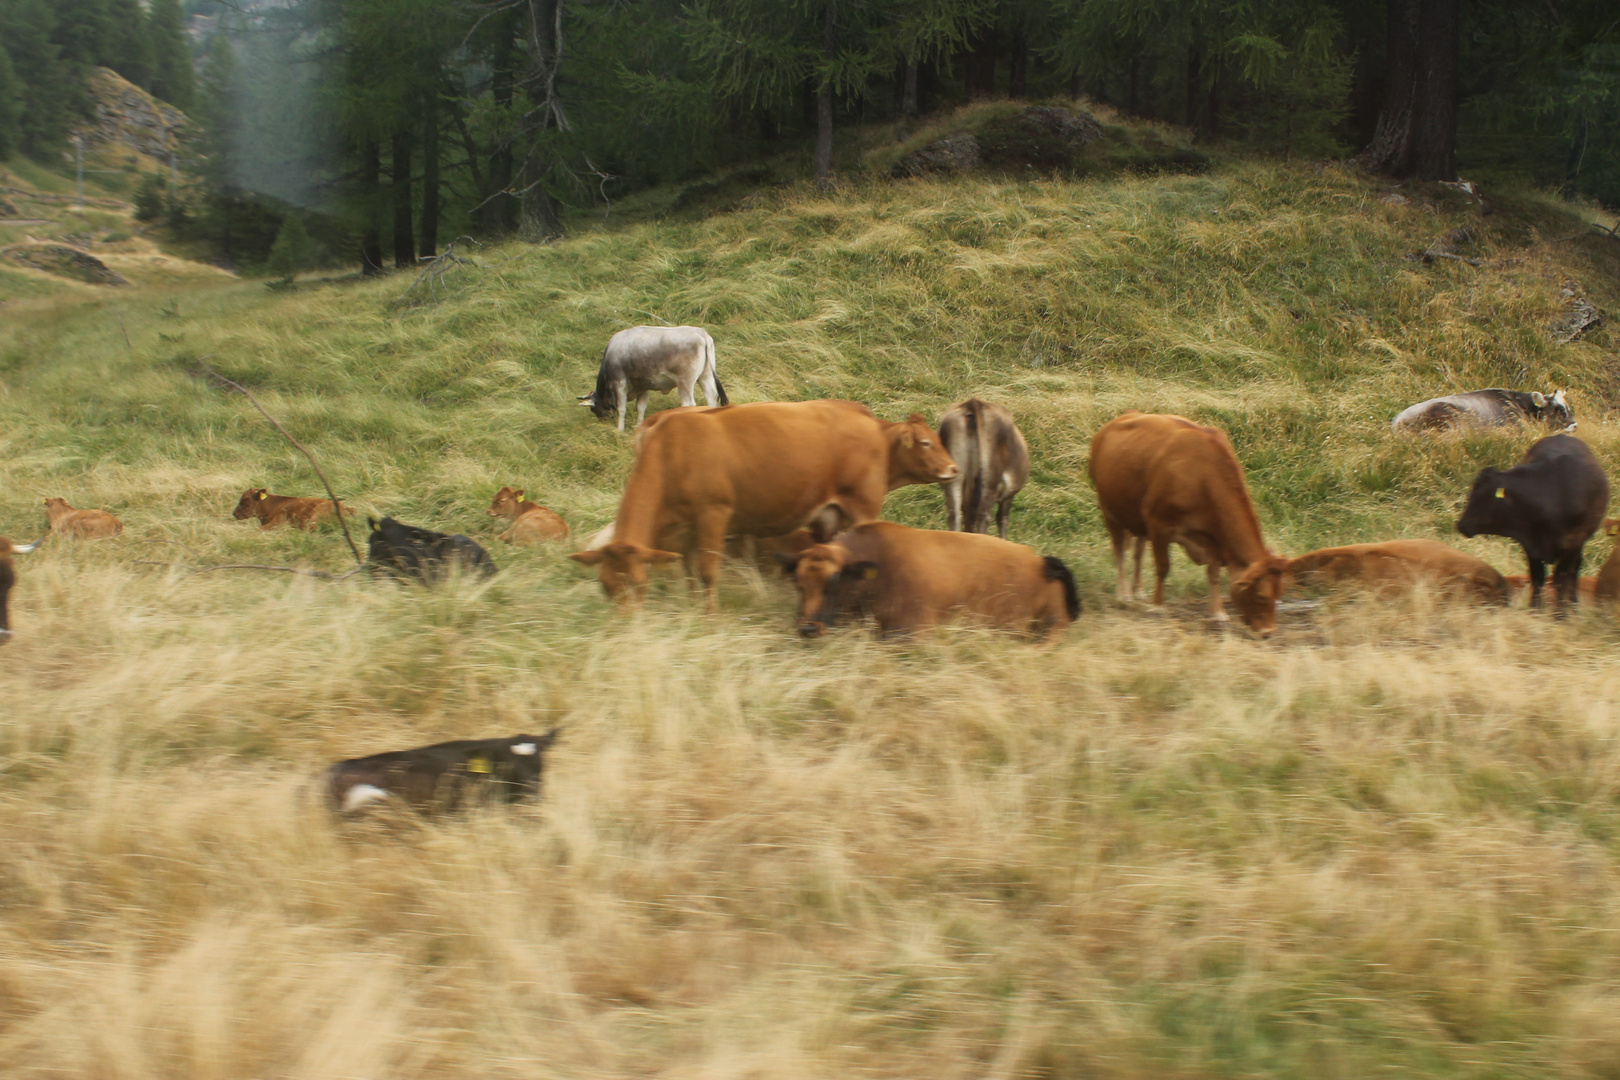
left=487, top=486, right=570, bottom=544
left=1089, top=411, right=1289, bottom=637
left=1286, top=540, right=1507, bottom=603
left=43, top=498, right=122, bottom=539
left=232, top=488, right=353, bottom=531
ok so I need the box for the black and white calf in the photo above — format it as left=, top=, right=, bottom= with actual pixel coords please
left=327, top=731, right=561, bottom=815
left=1393, top=388, right=1574, bottom=433
left=367, top=516, right=498, bottom=584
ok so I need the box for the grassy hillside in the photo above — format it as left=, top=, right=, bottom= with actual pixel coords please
left=4, top=134, right=1620, bottom=1078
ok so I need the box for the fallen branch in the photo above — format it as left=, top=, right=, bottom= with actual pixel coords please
left=135, top=560, right=368, bottom=582
left=394, top=236, right=482, bottom=308
left=198, top=366, right=365, bottom=568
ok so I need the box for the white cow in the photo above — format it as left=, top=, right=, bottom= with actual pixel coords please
left=579, top=325, right=728, bottom=432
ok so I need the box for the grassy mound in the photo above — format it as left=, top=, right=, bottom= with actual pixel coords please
left=3, top=147, right=1620, bottom=1077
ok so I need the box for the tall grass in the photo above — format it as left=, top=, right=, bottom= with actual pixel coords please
left=2, top=148, right=1620, bottom=1077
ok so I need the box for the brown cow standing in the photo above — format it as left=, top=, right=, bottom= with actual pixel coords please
left=487, top=487, right=570, bottom=544
left=43, top=498, right=122, bottom=538
left=1593, top=518, right=1620, bottom=603
left=569, top=400, right=959, bottom=611
left=232, top=489, right=354, bottom=531
left=779, top=521, right=1078, bottom=641
left=0, top=537, right=43, bottom=642
left=1285, top=539, right=1507, bottom=603
left=1089, top=411, right=1289, bottom=636
left=939, top=398, right=1030, bottom=539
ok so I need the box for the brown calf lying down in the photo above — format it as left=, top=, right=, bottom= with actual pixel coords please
left=1286, top=540, right=1508, bottom=603
left=487, top=486, right=570, bottom=543
left=778, top=521, right=1079, bottom=641
left=0, top=537, right=43, bottom=642
left=233, top=488, right=354, bottom=530
left=43, top=498, right=122, bottom=538
left=1089, top=411, right=1288, bottom=637
left=327, top=731, right=561, bottom=815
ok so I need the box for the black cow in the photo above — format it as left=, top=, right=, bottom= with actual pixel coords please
left=327, top=730, right=561, bottom=815
left=367, top=516, right=498, bottom=584
left=1393, top=388, right=1573, bottom=433
left=0, top=537, right=42, bottom=643
left=1456, top=433, right=1609, bottom=610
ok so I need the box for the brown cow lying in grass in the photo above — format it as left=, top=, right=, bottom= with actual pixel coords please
left=1285, top=540, right=1508, bottom=603
left=232, top=488, right=354, bottom=530
left=0, top=536, right=43, bottom=642
left=327, top=731, right=561, bottom=816
left=487, top=486, right=570, bottom=544
left=43, top=497, right=122, bottom=538
left=777, top=521, right=1079, bottom=641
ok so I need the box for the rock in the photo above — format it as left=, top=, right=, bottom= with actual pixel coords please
left=1013, top=105, right=1101, bottom=145
left=3, top=244, right=128, bottom=285
left=76, top=66, right=187, bottom=161
left=891, top=132, right=982, bottom=178
left=1549, top=282, right=1603, bottom=344
left=1379, top=192, right=1410, bottom=206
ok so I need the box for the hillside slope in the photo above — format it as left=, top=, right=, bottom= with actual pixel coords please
left=3, top=148, right=1620, bottom=1078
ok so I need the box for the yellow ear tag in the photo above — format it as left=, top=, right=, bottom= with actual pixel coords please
left=1495, top=488, right=1505, bottom=498
left=258, top=492, right=268, bottom=500
left=466, top=756, right=491, bottom=774
left=862, top=567, right=878, bottom=579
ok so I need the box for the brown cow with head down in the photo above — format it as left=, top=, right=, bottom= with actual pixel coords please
left=1285, top=539, right=1507, bottom=603
left=487, top=486, right=570, bottom=544
left=569, top=400, right=959, bottom=611
left=43, top=498, right=122, bottom=538
left=778, top=521, right=1078, bottom=641
left=232, top=489, right=353, bottom=531
left=1089, top=411, right=1289, bottom=636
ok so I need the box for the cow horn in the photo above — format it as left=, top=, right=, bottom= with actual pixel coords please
left=11, top=539, right=43, bottom=554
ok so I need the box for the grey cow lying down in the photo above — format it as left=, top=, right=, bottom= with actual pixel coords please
left=327, top=731, right=561, bottom=815
left=1392, top=388, right=1573, bottom=432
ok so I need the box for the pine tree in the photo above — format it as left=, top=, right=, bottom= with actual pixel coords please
left=103, top=0, right=154, bottom=88
left=0, top=0, right=77, bottom=156
left=0, top=44, right=21, bottom=158
left=147, top=0, right=195, bottom=109
left=265, top=213, right=313, bottom=281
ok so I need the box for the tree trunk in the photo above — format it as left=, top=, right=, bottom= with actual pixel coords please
left=1068, top=70, right=1084, bottom=100
left=1008, top=33, right=1027, bottom=99
left=360, top=136, right=383, bottom=275
left=482, top=14, right=518, bottom=235
left=1127, top=57, right=1140, bottom=115
left=1357, top=0, right=1458, bottom=181
left=973, top=33, right=996, bottom=99
left=391, top=130, right=413, bottom=269
left=813, top=0, right=835, bottom=185
left=1185, top=43, right=1201, bottom=129
left=902, top=59, right=918, bottom=118
left=518, top=145, right=561, bottom=241
left=418, top=97, right=440, bottom=258
left=1204, top=61, right=1220, bottom=141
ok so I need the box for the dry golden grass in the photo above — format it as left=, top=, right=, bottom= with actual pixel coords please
left=3, top=145, right=1620, bottom=1077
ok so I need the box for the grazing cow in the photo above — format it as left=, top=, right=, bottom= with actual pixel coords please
left=232, top=488, right=354, bottom=531
left=1089, top=412, right=1290, bottom=637
left=1392, top=388, right=1574, bottom=433
left=1456, top=433, right=1609, bottom=610
left=327, top=730, right=561, bottom=816
left=0, top=537, right=43, bottom=642
left=1285, top=539, right=1507, bottom=603
left=938, top=398, right=1030, bottom=539
left=777, top=521, right=1078, bottom=641
left=579, top=325, right=728, bottom=432
left=43, top=498, right=122, bottom=538
left=487, top=487, right=570, bottom=544
left=367, top=516, right=499, bottom=584
left=568, top=400, right=959, bottom=611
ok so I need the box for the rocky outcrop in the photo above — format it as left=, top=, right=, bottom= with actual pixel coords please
left=891, top=106, right=1106, bottom=178
left=892, top=132, right=983, bottom=178
left=77, top=67, right=187, bottom=161
left=3, top=244, right=128, bottom=285
left=1549, top=282, right=1603, bottom=344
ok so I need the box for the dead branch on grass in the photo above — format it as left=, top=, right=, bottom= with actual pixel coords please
left=394, top=236, right=482, bottom=307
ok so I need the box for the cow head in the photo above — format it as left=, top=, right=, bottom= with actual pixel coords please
left=579, top=391, right=613, bottom=420
left=233, top=488, right=269, bottom=519
left=887, top=414, right=960, bottom=490
left=569, top=541, right=682, bottom=602
left=488, top=486, right=524, bottom=519
left=1548, top=389, right=1574, bottom=429
left=1456, top=467, right=1515, bottom=541
left=498, top=729, right=563, bottom=801
left=777, top=544, right=878, bottom=638
left=1229, top=556, right=1289, bottom=639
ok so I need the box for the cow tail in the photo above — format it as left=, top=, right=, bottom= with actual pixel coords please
left=1043, top=556, right=1081, bottom=620
left=707, top=334, right=728, bottom=406
left=966, top=401, right=989, bottom=532
left=591, top=347, right=613, bottom=410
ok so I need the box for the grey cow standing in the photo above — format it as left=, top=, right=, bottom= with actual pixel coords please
left=579, top=325, right=728, bottom=431
left=938, top=398, right=1030, bottom=539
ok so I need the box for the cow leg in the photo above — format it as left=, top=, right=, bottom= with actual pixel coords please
left=996, top=496, right=1012, bottom=540
left=1554, top=551, right=1583, bottom=614
left=1106, top=522, right=1131, bottom=601
left=676, top=372, right=698, bottom=408
left=1527, top=558, right=1547, bottom=609
left=693, top=508, right=731, bottom=613
left=1150, top=538, right=1172, bottom=607
left=1131, top=537, right=1147, bottom=600
left=636, top=391, right=651, bottom=427
left=1206, top=562, right=1230, bottom=623
left=943, top=477, right=963, bottom=531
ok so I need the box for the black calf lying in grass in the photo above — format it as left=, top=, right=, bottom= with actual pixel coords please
left=327, top=731, right=561, bottom=815
left=367, top=516, right=498, bottom=584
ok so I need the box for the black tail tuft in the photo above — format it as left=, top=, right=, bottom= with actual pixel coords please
left=1042, top=556, right=1081, bottom=620
left=714, top=374, right=730, bottom=407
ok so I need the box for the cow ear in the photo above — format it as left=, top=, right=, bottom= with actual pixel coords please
left=258, top=491, right=268, bottom=500
left=1531, top=391, right=1546, bottom=407
left=772, top=551, right=802, bottom=575
left=907, top=413, right=926, bottom=425
left=1606, top=519, right=1620, bottom=537
left=515, top=490, right=524, bottom=500
left=569, top=550, right=606, bottom=566
left=849, top=561, right=880, bottom=581
left=367, top=517, right=380, bottom=532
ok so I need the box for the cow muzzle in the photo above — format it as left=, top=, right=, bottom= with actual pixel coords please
left=798, top=621, right=825, bottom=639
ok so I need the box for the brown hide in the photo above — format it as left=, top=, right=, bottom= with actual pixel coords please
left=570, top=400, right=959, bottom=610
left=43, top=498, right=122, bottom=539
left=1506, top=573, right=1597, bottom=604
left=1593, top=518, right=1620, bottom=603
left=786, top=522, right=1073, bottom=640
left=487, top=487, right=570, bottom=544
left=1088, top=411, right=1287, bottom=636
left=1286, top=540, right=1507, bottom=602
left=938, top=398, right=1030, bottom=539
left=232, top=489, right=353, bottom=531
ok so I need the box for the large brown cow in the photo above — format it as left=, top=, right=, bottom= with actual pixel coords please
left=938, top=398, right=1030, bottom=539
left=778, top=521, right=1078, bottom=641
left=487, top=486, right=570, bottom=544
left=1285, top=539, right=1507, bottom=603
left=1089, top=411, right=1289, bottom=636
left=569, top=400, right=959, bottom=610
left=43, top=498, right=122, bottom=538
left=0, top=537, right=43, bottom=642
left=232, top=489, right=354, bottom=531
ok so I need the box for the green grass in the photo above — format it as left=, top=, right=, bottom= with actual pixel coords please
left=3, top=138, right=1620, bottom=1078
